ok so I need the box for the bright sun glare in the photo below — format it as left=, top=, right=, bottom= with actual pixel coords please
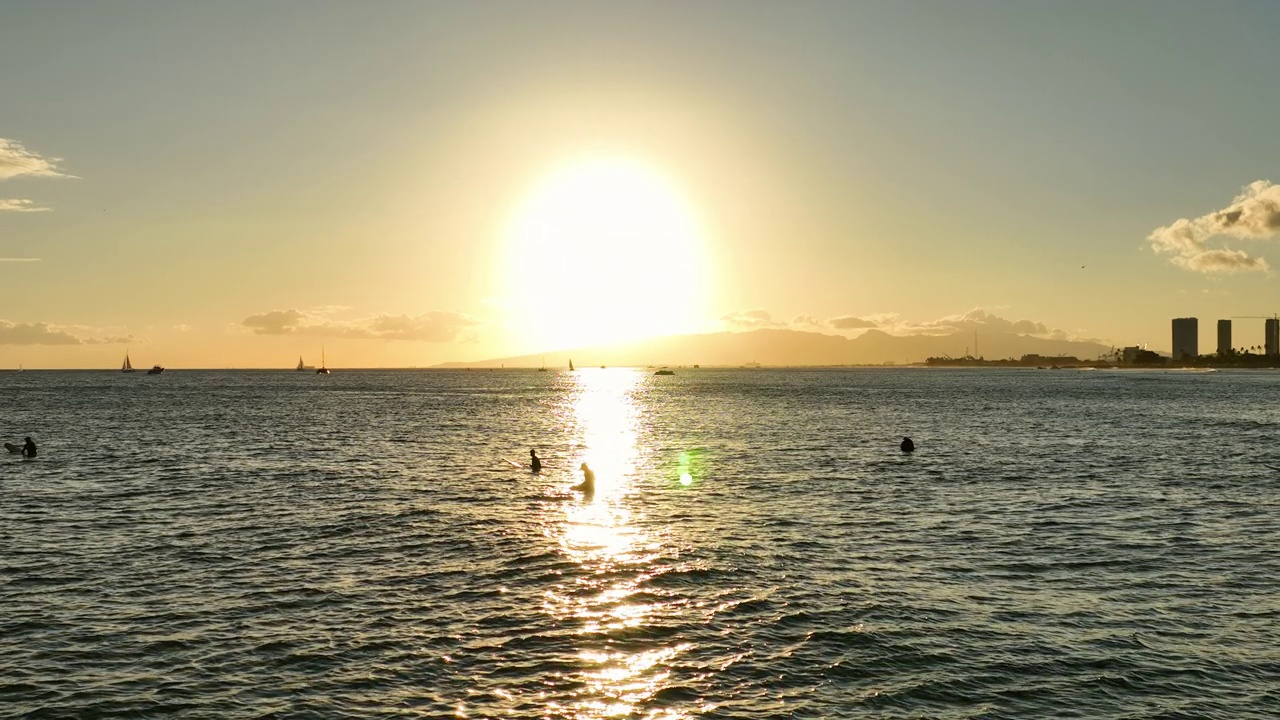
left=504, top=157, right=709, bottom=352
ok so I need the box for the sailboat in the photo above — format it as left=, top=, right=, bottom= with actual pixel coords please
left=295, top=356, right=310, bottom=371
left=121, top=351, right=135, bottom=373
left=538, top=355, right=547, bottom=372
left=569, top=358, right=574, bottom=371
left=316, top=346, right=330, bottom=375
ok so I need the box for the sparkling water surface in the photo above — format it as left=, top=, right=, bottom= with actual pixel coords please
left=2, top=368, right=1279, bottom=718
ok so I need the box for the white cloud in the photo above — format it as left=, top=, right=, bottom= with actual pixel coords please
left=721, top=309, right=785, bottom=329
left=821, top=308, right=1091, bottom=340
left=877, top=308, right=1056, bottom=337
left=0, top=321, right=80, bottom=345
left=82, top=334, right=135, bottom=345
left=0, top=138, right=72, bottom=214
left=0, top=138, right=70, bottom=180
left=1149, top=180, right=1280, bottom=273
left=0, top=319, right=130, bottom=345
left=1171, top=249, right=1269, bottom=274
left=242, top=309, right=306, bottom=335
left=829, top=315, right=881, bottom=330
left=241, top=308, right=479, bottom=341
left=0, top=257, right=41, bottom=262
left=0, top=198, right=48, bottom=212
left=728, top=307, right=1091, bottom=342
left=364, top=313, right=480, bottom=341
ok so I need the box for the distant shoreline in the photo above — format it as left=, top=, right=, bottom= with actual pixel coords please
left=7, top=364, right=1280, bottom=372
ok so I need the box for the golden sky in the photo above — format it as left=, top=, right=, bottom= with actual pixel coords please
left=2, top=2, right=1280, bottom=367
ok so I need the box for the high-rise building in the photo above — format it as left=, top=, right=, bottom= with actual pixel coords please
left=1172, top=317, right=1198, bottom=361
left=1218, top=319, right=1232, bottom=356
left=1267, top=318, right=1279, bottom=356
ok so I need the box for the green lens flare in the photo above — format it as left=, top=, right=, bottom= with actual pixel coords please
left=675, top=449, right=705, bottom=488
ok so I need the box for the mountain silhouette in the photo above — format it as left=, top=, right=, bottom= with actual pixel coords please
left=438, top=328, right=1112, bottom=368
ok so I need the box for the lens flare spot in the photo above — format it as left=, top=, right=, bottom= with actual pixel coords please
left=679, top=473, right=693, bottom=486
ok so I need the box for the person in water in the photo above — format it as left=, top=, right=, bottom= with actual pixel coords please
left=572, top=462, right=595, bottom=495
left=530, top=449, right=542, bottom=473
left=22, top=436, right=36, bottom=457
left=900, top=436, right=914, bottom=453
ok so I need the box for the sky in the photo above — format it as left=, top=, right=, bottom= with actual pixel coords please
left=2, top=0, right=1279, bottom=368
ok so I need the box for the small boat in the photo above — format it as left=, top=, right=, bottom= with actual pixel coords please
left=316, top=345, right=330, bottom=375
left=654, top=369, right=675, bottom=376
left=122, top=352, right=135, bottom=373
left=147, top=365, right=164, bottom=375
left=569, top=359, right=575, bottom=371
left=296, top=356, right=312, bottom=371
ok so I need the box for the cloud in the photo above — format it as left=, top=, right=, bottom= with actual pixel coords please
left=829, top=315, right=881, bottom=330
left=0, top=321, right=81, bottom=345
left=0, top=257, right=41, bottom=262
left=82, top=334, right=135, bottom=345
left=894, top=308, right=1050, bottom=336
left=242, top=309, right=306, bottom=335
left=1171, top=249, right=1270, bottom=273
left=0, top=198, right=48, bottom=212
left=721, top=309, right=786, bottom=329
left=364, top=312, right=479, bottom=341
left=826, top=308, right=1069, bottom=338
left=0, top=138, right=70, bottom=180
left=0, top=320, right=128, bottom=345
left=728, top=307, right=1088, bottom=342
left=1149, top=180, right=1280, bottom=273
left=241, top=308, right=478, bottom=341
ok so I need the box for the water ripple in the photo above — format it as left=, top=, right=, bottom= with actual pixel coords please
left=1, top=369, right=1279, bottom=717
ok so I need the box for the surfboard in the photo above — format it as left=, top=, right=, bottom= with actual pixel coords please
left=503, top=458, right=523, bottom=468
left=4, top=443, right=22, bottom=454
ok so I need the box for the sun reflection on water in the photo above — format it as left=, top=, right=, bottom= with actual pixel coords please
left=541, top=369, right=693, bottom=719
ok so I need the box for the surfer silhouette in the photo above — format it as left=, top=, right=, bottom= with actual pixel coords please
left=572, top=463, right=595, bottom=496
left=900, top=436, right=914, bottom=453
left=530, top=449, right=542, bottom=473
left=22, top=436, right=36, bottom=457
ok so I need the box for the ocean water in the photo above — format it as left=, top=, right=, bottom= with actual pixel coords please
left=2, top=368, right=1278, bottom=718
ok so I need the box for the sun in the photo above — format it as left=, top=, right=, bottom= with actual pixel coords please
left=502, top=157, right=710, bottom=353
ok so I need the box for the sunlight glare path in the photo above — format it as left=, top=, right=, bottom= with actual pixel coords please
left=538, top=369, right=693, bottom=718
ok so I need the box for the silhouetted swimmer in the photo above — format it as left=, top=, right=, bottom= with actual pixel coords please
left=572, top=462, right=595, bottom=495
left=900, top=437, right=914, bottom=453
left=530, top=449, right=542, bottom=473
left=22, top=437, right=36, bottom=457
